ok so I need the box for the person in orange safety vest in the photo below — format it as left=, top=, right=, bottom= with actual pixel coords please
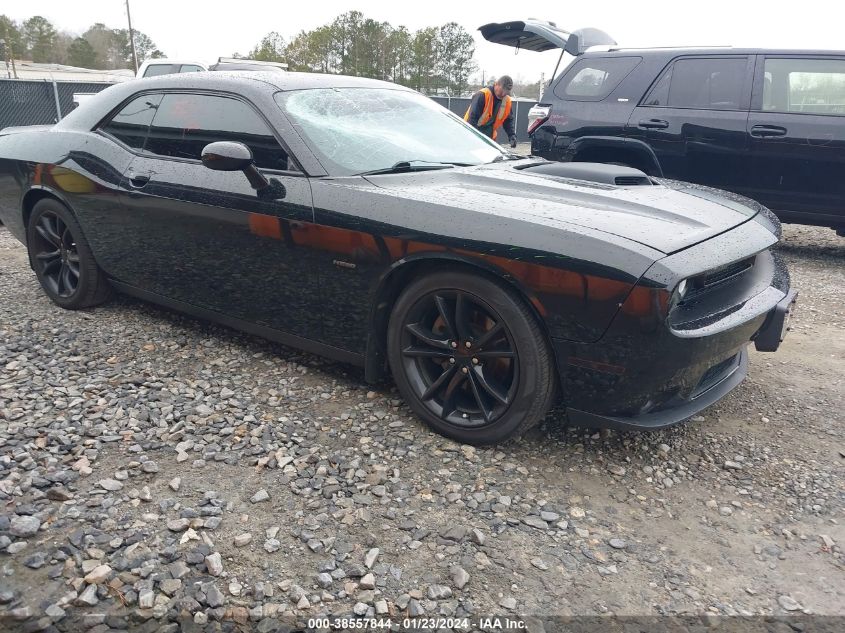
left=464, top=75, right=517, bottom=147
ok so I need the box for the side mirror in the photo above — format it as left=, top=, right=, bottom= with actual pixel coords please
left=201, top=141, right=253, bottom=171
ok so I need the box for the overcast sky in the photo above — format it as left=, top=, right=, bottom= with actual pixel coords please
left=7, top=0, right=845, bottom=84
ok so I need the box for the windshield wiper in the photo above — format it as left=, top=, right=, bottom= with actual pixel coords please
left=357, top=160, right=472, bottom=176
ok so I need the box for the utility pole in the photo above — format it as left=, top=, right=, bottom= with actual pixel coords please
left=125, top=0, right=139, bottom=73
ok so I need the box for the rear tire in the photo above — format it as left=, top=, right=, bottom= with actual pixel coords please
left=387, top=271, right=556, bottom=445
left=26, top=198, right=112, bottom=309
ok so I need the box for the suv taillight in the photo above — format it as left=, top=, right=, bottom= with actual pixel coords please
left=527, top=105, right=551, bottom=136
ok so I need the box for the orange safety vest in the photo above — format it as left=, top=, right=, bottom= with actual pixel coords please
left=464, top=87, right=512, bottom=140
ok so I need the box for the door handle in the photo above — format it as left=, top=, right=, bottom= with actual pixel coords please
left=750, top=125, right=787, bottom=138
left=128, top=173, right=151, bottom=188
left=638, top=118, right=669, bottom=129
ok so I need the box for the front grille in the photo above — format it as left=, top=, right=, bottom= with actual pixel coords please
left=700, top=257, right=754, bottom=289
left=692, top=354, right=739, bottom=398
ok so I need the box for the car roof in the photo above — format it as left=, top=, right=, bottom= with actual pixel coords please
left=139, top=70, right=407, bottom=91
left=55, top=71, right=414, bottom=131
left=585, top=46, right=845, bottom=57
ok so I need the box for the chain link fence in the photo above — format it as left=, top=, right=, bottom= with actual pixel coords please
left=0, top=79, right=115, bottom=129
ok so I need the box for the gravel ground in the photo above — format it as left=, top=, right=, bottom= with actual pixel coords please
left=0, top=223, right=843, bottom=632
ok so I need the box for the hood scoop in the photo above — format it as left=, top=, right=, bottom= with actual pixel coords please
left=516, top=161, right=653, bottom=187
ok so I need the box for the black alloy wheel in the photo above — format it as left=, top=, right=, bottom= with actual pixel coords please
left=26, top=198, right=112, bottom=309
left=400, top=290, right=519, bottom=427
left=31, top=211, right=80, bottom=298
left=388, top=271, right=556, bottom=445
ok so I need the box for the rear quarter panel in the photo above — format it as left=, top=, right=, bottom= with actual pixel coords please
left=0, top=128, right=135, bottom=252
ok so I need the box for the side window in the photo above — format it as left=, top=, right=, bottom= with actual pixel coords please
left=143, top=64, right=177, bottom=77
left=144, top=93, right=289, bottom=170
left=554, top=57, right=641, bottom=101
left=179, top=65, right=204, bottom=73
left=762, top=58, right=845, bottom=115
left=664, top=57, right=747, bottom=110
left=99, top=93, right=164, bottom=150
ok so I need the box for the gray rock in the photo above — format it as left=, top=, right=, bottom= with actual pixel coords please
left=45, top=603, right=66, bottom=620
left=76, top=584, right=99, bottom=606
left=205, top=552, right=223, bottom=576
left=83, top=564, right=112, bottom=584
left=609, top=538, right=628, bottom=550
left=364, top=547, right=380, bottom=568
left=98, top=478, right=123, bottom=491
left=206, top=584, right=225, bottom=608
left=522, top=516, right=549, bottom=530
left=167, top=518, right=191, bottom=532
left=10, top=514, right=40, bottom=537
left=450, top=566, right=470, bottom=589
left=530, top=558, right=549, bottom=571
left=138, top=587, right=155, bottom=609
left=440, top=526, right=468, bottom=542
left=778, top=595, right=802, bottom=611
left=428, top=584, right=452, bottom=600
left=250, top=488, right=269, bottom=503
left=160, top=579, right=182, bottom=596
left=169, top=560, right=190, bottom=579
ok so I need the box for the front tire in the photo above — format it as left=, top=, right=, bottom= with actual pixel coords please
left=387, top=271, right=556, bottom=445
left=26, top=198, right=112, bottom=309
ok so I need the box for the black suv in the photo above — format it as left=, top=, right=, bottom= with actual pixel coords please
left=481, top=20, right=845, bottom=233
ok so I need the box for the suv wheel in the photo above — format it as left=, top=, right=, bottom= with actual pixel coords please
left=387, top=271, right=556, bottom=445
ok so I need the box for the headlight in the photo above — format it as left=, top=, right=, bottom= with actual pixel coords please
left=676, top=279, right=688, bottom=299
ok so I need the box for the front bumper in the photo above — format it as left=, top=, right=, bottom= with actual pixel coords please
left=566, top=348, right=748, bottom=431
left=555, top=219, right=795, bottom=431
left=754, top=288, right=798, bottom=352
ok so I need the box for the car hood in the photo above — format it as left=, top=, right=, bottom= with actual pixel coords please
left=363, top=162, right=758, bottom=255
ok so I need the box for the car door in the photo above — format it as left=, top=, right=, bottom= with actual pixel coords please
left=628, top=55, right=754, bottom=193
left=747, top=55, right=845, bottom=224
left=114, top=91, right=320, bottom=340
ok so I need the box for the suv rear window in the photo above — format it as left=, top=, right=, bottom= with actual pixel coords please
left=644, top=57, right=747, bottom=110
left=763, top=58, right=845, bottom=115
left=554, top=57, right=641, bottom=101
left=143, top=64, right=177, bottom=77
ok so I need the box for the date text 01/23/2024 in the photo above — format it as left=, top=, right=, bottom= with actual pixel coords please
left=307, top=617, right=527, bottom=629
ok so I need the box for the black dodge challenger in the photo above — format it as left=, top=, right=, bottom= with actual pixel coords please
left=0, top=72, right=797, bottom=445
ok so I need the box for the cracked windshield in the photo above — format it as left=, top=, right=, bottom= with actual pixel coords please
left=277, top=88, right=505, bottom=175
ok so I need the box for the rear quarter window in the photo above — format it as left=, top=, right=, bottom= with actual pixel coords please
left=99, top=94, right=164, bottom=150
left=554, top=56, right=641, bottom=101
